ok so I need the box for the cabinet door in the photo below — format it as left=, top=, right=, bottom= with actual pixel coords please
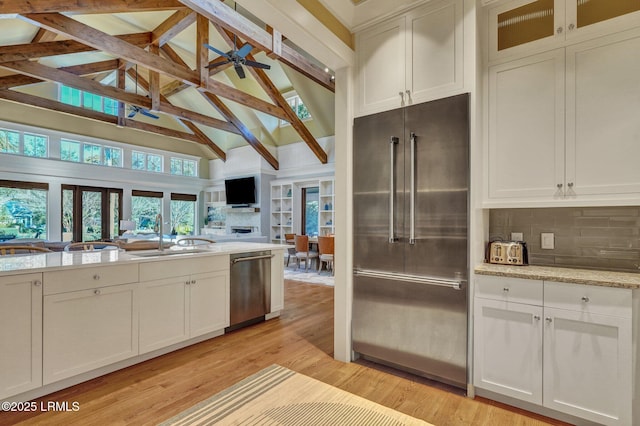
left=270, top=251, right=284, bottom=313
left=189, top=271, right=229, bottom=337
left=139, top=277, right=188, bottom=354
left=43, top=283, right=138, bottom=385
left=356, top=17, right=406, bottom=116
left=488, top=49, right=565, bottom=200
left=565, top=30, right=640, bottom=197
left=474, top=298, right=543, bottom=404
left=406, top=0, right=463, bottom=104
left=0, top=273, right=42, bottom=398
left=543, top=307, right=632, bottom=425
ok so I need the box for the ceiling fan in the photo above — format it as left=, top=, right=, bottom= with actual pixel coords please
left=127, top=105, right=159, bottom=119
left=204, top=39, right=271, bottom=79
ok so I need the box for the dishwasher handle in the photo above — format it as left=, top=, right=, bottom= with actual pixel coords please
left=231, top=254, right=275, bottom=264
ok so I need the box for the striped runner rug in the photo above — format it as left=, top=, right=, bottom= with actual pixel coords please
left=159, top=365, right=432, bottom=425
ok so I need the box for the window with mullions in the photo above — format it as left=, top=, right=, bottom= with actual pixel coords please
left=132, top=151, right=163, bottom=173
left=59, top=84, right=117, bottom=116
left=170, top=158, right=197, bottom=177
left=279, top=94, right=311, bottom=127
left=60, top=139, right=122, bottom=167
left=0, top=129, right=20, bottom=154
left=23, top=133, right=48, bottom=158
left=0, top=180, right=48, bottom=240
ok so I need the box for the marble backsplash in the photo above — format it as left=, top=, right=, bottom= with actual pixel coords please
left=489, top=207, right=640, bottom=272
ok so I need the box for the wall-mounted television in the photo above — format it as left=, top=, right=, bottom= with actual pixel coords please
left=225, top=176, right=256, bottom=206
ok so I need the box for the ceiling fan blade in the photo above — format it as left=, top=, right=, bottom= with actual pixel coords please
left=205, top=59, right=232, bottom=69
left=234, top=63, right=246, bottom=79
left=140, top=109, right=160, bottom=119
left=244, top=60, right=271, bottom=70
left=203, top=43, right=231, bottom=59
left=236, top=43, right=252, bottom=58
left=127, top=110, right=137, bottom=118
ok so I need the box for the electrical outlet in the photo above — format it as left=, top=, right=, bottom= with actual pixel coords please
left=541, top=233, right=555, bottom=249
left=511, top=232, right=523, bottom=242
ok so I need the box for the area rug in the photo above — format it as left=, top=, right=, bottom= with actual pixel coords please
left=159, top=365, right=432, bottom=425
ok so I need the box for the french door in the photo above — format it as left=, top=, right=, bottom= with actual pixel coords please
left=62, top=185, right=122, bottom=242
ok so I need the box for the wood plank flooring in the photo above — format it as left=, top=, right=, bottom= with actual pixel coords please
left=0, top=280, right=569, bottom=426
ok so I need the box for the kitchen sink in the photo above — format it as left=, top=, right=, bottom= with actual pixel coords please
left=129, top=249, right=209, bottom=257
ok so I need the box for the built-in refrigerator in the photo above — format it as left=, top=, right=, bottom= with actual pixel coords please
left=352, top=93, right=469, bottom=389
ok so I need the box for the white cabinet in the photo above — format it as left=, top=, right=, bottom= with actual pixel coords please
left=356, top=0, right=464, bottom=116
left=0, top=273, right=42, bottom=399
left=270, top=182, right=293, bottom=243
left=138, top=256, right=229, bottom=354
left=43, top=283, right=139, bottom=385
left=270, top=251, right=284, bottom=313
left=473, top=275, right=633, bottom=425
left=486, top=29, right=640, bottom=205
left=319, top=178, right=335, bottom=236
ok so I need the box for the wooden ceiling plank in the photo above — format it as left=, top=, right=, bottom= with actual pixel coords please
left=161, top=80, right=190, bottom=97
left=21, top=13, right=200, bottom=85
left=0, top=33, right=152, bottom=63
left=196, top=13, right=209, bottom=88
left=152, top=10, right=196, bottom=46
left=0, top=0, right=186, bottom=14
left=177, top=0, right=335, bottom=92
left=182, top=121, right=226, bottom=160
left=60, top=59, right=120, bottom=76
left=0, top=75, right=42, bottom=89
left=31, top=28, right=57, bottom=43
left=200, top=91, right=279, bottom=170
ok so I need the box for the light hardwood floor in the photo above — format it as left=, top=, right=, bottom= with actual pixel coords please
left=0, top=280, right=569, bottom=426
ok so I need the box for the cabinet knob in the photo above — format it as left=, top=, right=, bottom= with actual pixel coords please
left=185, top=280, right=190, bottom=285
left=398, top=91, right=404, bottom=102
left=568, top=23, right=575, bottom=31
left=581, top=296, right=590, bottom=303
left=567, top=182, right=574, bottom=188
left=33, top=280, right=42, bottom=287
left=545, top=317, right=553, bottom=323
left=557, top=26, right=563, bottom=34
left=93, top=274, right=100, bottom=280
left=191, top=279, right=196, bottom=285
left=94, top=289, right=101, bottom=295
left=556, top=183, right=563, bottom=189
left=533, top=315, right=540, bottom=321
left=502, top=287, right=509, bottom=292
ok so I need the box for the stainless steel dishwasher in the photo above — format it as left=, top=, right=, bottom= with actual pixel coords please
left=227, top=251, right=273, bottom=331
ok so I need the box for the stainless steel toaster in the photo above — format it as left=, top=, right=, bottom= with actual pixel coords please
left=488, top=241, right=528, bottom=265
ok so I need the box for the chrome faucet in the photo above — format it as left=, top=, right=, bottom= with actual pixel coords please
left=154, top=213, right=163, bottom=251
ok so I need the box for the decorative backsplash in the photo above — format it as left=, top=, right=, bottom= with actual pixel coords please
left=489, top=207, right=640, bottom=272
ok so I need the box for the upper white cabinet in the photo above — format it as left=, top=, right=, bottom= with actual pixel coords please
left=488, top=0, right=640, bottom=63
left=486, top=28, right=640, bottom=205
left=356, top=0, right=464, bottom=116
left=0, top=273, right=42, bottom=399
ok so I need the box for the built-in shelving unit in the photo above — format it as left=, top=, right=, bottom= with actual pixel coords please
left=203, top=186, right=226, bottom=205
left=270, top=183, right=293, bottom=243
left=319, top=178, right=335, bottom=236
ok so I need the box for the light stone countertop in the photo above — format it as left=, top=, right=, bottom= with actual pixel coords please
left=0, top=242, right=287, bottom=277
left=475, top=263, right=640, bottom=290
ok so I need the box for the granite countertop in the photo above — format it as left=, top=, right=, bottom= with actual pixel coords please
left=0, top=242, right=287, bottom=276
left=475, top=263, right=640, bottom=290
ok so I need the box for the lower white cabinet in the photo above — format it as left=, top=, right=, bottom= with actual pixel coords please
left=43, top=283, right=139, bottom=385
left=474, top=275, right=633, bottom=425
left=0, top=273, right=42, bottom=399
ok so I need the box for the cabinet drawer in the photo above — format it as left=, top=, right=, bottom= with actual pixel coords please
left=44, top=264, right=139, bottom=295
left=475, top=275, right=543, bottom=305
left=139, top=255, right=228, bottom=282
left=544, top=281, right=632, bottom=318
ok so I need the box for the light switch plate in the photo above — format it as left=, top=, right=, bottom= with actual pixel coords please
left=511, top=232, right=523, bottom=242
left=541, top=232, right=555, bottom=249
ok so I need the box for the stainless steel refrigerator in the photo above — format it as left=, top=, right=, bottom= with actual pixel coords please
left=352, top=93, right=469, bottom=389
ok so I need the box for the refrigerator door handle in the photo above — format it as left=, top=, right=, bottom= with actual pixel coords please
left=354, top=269, right=464, bottom=290
left=389, top=136, right=399, bottom=243
left=409, top=132, right=416, bottom=245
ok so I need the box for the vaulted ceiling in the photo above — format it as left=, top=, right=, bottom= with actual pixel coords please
left=0, top=0, right=338, bottom=170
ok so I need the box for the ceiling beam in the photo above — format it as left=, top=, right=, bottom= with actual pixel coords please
left=20, top=13, right=290, bottom=121
left=200, top=91, right=279, bottom=170
left=181, top=121, right=226, bottom=160
left=148, top=44, right=161, bottom=112
left=196, top=14, right=209, bottom=87
left=121, top=119, right=204, bottom=145
left=0, top=60, right=119, bottom=89
left=31, top=28, right=57, bottom=43
left=0, top=33, right=152, bottom=63
left=177, top=0, right=335, bottom=92
left=151, top=10, right=196, bottom=47
left=0, top=0, right=186, bottom=14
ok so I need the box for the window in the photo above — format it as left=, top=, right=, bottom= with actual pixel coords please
left=60, top=139, right=121, bottom=167
left=61, top=185, right=122, bottom=242
left=60, top=139, right=80, bottom=162
left=0, top=180, right=48, bottom=240
left=170, top=158, right=197, bottom=177
left=170, top=193, right=196, bottom=236
left=0, top=129, right=20, bottom=154
left=301, top=186, right=319, bottom=236
left=131, top=190, right=162, bottom=232
left=280, top=94, right=311, bottom=126
left=133, top=151, right=163, bottom=173
left=59, top=84, right=117, bottom=116
left=104, top=147, right=122, bottom=167
left=23, top=133, right=48, bottom=158
left=83, top=143, right=101, bottom=165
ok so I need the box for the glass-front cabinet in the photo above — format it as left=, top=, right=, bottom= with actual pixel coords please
left=489, top=0, right=640, bottom=62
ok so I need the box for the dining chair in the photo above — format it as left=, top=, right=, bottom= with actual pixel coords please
left=284, top=233, right=297, bottom=267
left=64, top=242, right=121, bottom=252
left=294, top=234, right=318, bottom=271
left=176, top=237, right=216, bottom=246
left=317, top=235, right=335, bottom=275
left=0, top=245, right=52, bottom=255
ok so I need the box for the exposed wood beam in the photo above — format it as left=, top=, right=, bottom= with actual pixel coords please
left=151, top=10, right=196, bottom=46
left=148, top=44, right=161, bottom=111
left=216, top=27, right=326, bottom=164
left=200, top=91, right=279, bottom=170
left=181, top=121, right=226, bottom=160
left=117, top=66, right=126, bottom=127
left=31, top=28, right=57, bottom=43
left=0, top=0, right=186, bottom=14
left=21, top=13, right=290, bottom=121
left=196, top=14, right=209, bottom=87
left=177, top=0, right=335, bottom=92
left=160, top=80, right=189, bottom=98
left=0, top=60, right=119, bottom=89
left=127, top=68, right=240, bottom=136
left=0, top=33, right=152, bottom=63
left=121, top=119, right=203, bottom=145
